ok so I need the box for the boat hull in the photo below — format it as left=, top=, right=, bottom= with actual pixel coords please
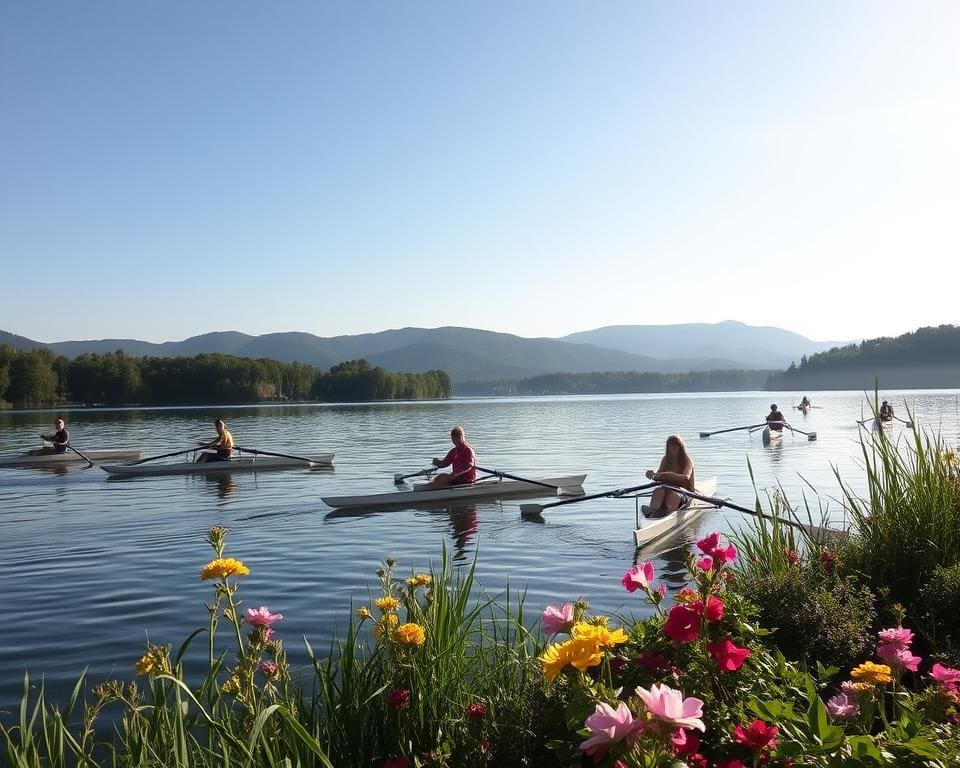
left=322, top=474, right=587, bottom=509
left=0, top=449, right=141, bottom=468
left=102, top=453, right=334, bottom=476
left=761, top=426, right=783, bottom=446
left=873, top=418, right=894, bottom=432
left=634, top=477, right=719, bottom=548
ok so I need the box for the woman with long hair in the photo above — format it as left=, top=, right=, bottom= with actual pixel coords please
left=644, top=434, right=695, bottom=517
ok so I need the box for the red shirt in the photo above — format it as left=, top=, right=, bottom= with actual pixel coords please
left=439, top=443, right=477, bottom=483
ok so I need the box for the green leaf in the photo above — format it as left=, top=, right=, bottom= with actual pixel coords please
left=897, top=736, right=944, bottom=760
left=848, top=735, right=885, bottom=763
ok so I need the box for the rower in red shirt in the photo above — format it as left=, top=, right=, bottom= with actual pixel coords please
left=425, top=426, right=477, bottom=488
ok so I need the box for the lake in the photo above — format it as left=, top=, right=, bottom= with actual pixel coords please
left=2, top=390, right=959, bottom=718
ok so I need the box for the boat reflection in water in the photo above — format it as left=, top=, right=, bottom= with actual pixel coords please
left=441, top=504, right=478, bottom=561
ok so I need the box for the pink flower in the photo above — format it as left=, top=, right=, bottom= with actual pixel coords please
left=246, top=606, right=284, bottom=627
left=732, top=719, right=778, bottom=751
left=676, top=587, right=698, bottom=602
left=663, top=604, right=701, bottom=643
left=383, top=758, right=412, bottom=768
left=696, top=532, right=737, bottom=564
left=707, top=639, right=751, bottom=672
left=635, top=650, right=671, bottom=672
left=695, top=556, right=713, bottom=571
left=826, top=693, right=859, bottom=718
left=671, top=728, right=701, bottom=756
left=930, top=663, right=960, bottom=684
left=541, top=603, right=574, bottom=635
left=258, top=660, right=278, bottom=678
left=696, top=532, right=722, bottom=554
left=621, top=562, right=655, bottom=593
left=579, top=702, right=638, bottom=759
left=466, top=702, right=487, bottom=719
left=878, top=627, right=914, bottom=648
left=785, top=549, right=800, bottom=565
left=877, top=643, right=921, bottom=672
left=657, top=583, right=668, bottom=599
left=387, top=688, right=410, bottom=710
left=691, top=595, right=724, bottom=623
left=635, top=682, right=705, bottom=732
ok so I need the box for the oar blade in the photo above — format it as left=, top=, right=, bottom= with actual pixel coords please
left=699, top=432, right=710, bottom=439
left=394, top=474, right=406, bottom=485
left=808, top=432, right=817, bottom=441
left=519, top=503, right=544, bottom=517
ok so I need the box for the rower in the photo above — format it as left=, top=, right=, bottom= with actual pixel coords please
left=879, top=400, right=894, bottom=422
left=29, top=417, right=70, bottom=455
left=766, top=404, right=785, bottom=432
left=196, top=418, right=234, bottom=463
left=644, top=434, right=695, bottom=518
left=424, top=426, right=477, bottom=488
left=800, top=396, right=811, bottom=409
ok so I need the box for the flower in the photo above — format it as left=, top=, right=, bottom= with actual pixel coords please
left=375, top=596, right=400, bottom=613
left=732, top=720, right=778, bottom=751
left=707, top=639, right=751, bottom=672
left=878, top=627, right=914, bottom=648
left=246, top=606, right=283, bottom=627
left=388, top=688, right=410, bottom=710
left=621, top=562, right=655, bottom=592
left=135, top=644, right=171, bottom=677
left=373, top=614, right=399, bottom=639
left=357, top=607, right=372, bottom=620
left=383, top=758, right=412, bottom=768
left=636, top=682, right=705, bottom=731
left=672, top=728, right=701, bottom=756
left=930, top=663, right=960, bottom=685
left=258, top=661, right=279, bottom=679
left=696, top=532, right=737, bottom=564
left=676, top=587, right=699, bottom=602
left=663, top=603, right=701, bottom=643
left=851, top=662, right=893, bottom=686
left=877, top=643, right=921, bottom=672
left=841, top=679, right=875, bottom=696
left=635, top=650, right=671, bottom=672
left=466, top=702, right=487, bottom=719
left=393, top=622, right=426, bottom=646
left=200, top=557, right=249, bottom=580
left=565, top=636, right=605, bottom=671
left=579, top=701, right=639, bottom=759
left=826, top=693, right=859, bottom=718
left=692, top=595, right=724, bottom=623
left=572, top=622, right=628, bottom=648
left=695, top=556, right=713, bottom=571
left=414, top=573, right=432, bottom=586
left=540, top=641, right=571, bottom=683
left=541, top=603, right=574, bottom=635
left=785, top=549, right=800, bottom=565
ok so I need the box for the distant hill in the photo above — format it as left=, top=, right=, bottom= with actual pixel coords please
left=562, top=321, right=843, bottom=369
left=0, top=330, right=51, bottom=352
left=766, top=325, right=960, bottom=390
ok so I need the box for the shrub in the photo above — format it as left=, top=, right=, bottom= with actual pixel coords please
left=919, top=563, right=960, bottom=665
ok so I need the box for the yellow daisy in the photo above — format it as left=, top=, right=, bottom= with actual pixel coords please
left=393, top=622, right=427, bottom=646
left=200, top=557, right=250, bottom=581
left=851, top=662, right=892, bottom=686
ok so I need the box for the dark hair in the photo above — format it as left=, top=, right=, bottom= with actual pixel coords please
left=665, top=434, right=689, bottom=467
left=770, top=404, right=778, bottom=410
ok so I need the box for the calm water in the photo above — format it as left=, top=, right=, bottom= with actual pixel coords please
left=2, top=390, right=959, bottom=717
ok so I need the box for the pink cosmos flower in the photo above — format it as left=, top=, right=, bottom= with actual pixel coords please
left=663, top=604, right=701, bottom=643
left=732, top=720, right=778, bottom=751
left=387, top=688, right=410, bottom=710
left=707, top=639, right=751, bottom=672
left=621, top=562, right=655, bottom=593
left=877, top=643, right=921, bottom=672
left=383, top=758, right=412, bottom=768
left=579, top=701, right=639, bottom=759
left=541, top=603, right=574, bottom=635
left=878, top=627, right=914, bottom=648
left=671, top=728, right=701, bottom=756
left=825, top=693, right=859, bottom=718
left=635, top=682, right=706, bottom=732
left=930, top=663, right=960, bottom=684
left=246, top=606, right=284, bottom=627
left=695, top=556, right=713, bottom=571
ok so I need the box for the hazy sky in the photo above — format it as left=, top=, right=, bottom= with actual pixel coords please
left=2, top=2, right=958, bottom=344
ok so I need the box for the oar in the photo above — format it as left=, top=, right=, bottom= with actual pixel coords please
left=699, top=423, right=767, bottom=438
left=66, top=445, right=96, bottom=469
left=234, top=446, right=327, bottom=467
left=783, top=423, right=817, bottom=441
left=519, top=482, right=659, bottom=517
left=394, top=468, right=434, bottom=485
left=125, top=447, right=199, bottom=466
left=895, top=416, right=914, bottom=428
left=475, top=466, right=581, bottom=494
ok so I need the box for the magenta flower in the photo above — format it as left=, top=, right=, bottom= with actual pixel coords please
left=707, top=639, right=751, bottom=672
left=695, top=556, right=713, bottom=571
left=715, top=760, right=747, bottom=768
left=387, top=688, right=410, bottom=710
left=696, top=532, right=737, bottom=565
left=657, top=582, right=668, bottom=599
left=541, top=603, right=574, bottom=635
left=877, top=643, right=921, bottom=672
left=696, top=532, right=722, bottom=554
left=636, top=682, right=705, bottom=732
left=826, top=692, right=859, bottom=718
left=671, top=728, right=701, bottom=756
left=258, top=660, right=278, bottom=678
left=579, top=701, right=639, bottom=759
left=878, top=627, right=914, bottom=648
left=663, top=603, right=701, bottom=643
left=691, top=595, right=724, bottom=623
left=466, top=702, right=487, bottom=719
left=930, top=663, right=960, bottom=684
left=246, top=606, right=284, bottom=627
left=621, top=562, right=655, bottom=593
left=732, top=720, right=778, bottom=751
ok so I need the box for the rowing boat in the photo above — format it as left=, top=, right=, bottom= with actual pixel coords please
left=873, top=417, right=894, bottom=432
left=0, top=448, right=141, bottom=468
left=322, top=473, right=587, bottom=509
left=797, top=404, right=811, bottom=414
left=762, top=426, right=784, bottom=446
left=634, top=477, right=719, bottom=548
left=102, top=453, right=334, bottom=476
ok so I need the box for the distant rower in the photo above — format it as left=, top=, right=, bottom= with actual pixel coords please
left=799, top=396, right=811, bottom=410
left=29, top=417, right=70, bottom=455
left=879, top=401, right=894, bottom=422
left=196, top=418, right=234, bottom=463
left=766, top=404, right=785, bottom=432
left=426, top=426, right=477, bottom=488
left=644, top=434, right=695, bottom=518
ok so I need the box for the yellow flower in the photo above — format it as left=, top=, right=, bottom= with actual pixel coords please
left=200, top=557, right=250, bottom=581
left=357, top=607, right=372, bottom=620
left=415, top=573, right=432, bottom=586
left=564, top=636, right=604, bottom=671
left=393, top=622, right=427, bottom=646
left=375, top=596, right=400, bottom=613
left=851, top=662, right=892, bottom=686
left=135, top=645, right=171, bottom=677
left=539, top=641, right=571, bottom=683
left=848, top=681, right=875, bottom=695
left=572, top=622, right=628, bottom=648
left=221, top=676, right=240, bottom=695
left=374, top=613, right=399, bottom=639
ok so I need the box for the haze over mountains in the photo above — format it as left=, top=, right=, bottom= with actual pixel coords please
left=0, top=322, right=843, bottom=384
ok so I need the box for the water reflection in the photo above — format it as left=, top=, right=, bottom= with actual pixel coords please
left=444, top=505, right=478, bottom=560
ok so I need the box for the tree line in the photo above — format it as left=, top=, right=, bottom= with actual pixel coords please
left=0, top=347, right=451, bottom=407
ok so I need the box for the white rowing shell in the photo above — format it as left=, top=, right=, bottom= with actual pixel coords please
left=0, top=449, right=141, bottom=468
left=633, top=476, right=719, bottom=548
left=102, top=453, right=334, bottom=476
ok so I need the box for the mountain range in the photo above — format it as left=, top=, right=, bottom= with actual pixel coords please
left=0, top=322, right=844, bottom=384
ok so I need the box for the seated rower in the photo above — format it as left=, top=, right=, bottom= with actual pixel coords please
left=766, top=403, right=785, bottom=432
left=425, top=426, right=476, bottom=488
left=879, top=401, right=894, bottom=422
left=800, top=396, right=811, bottom=409
left=644, top=434, right=695, bottom=518
left=196, top=418, right=234, bottom=463
left=29, top=417, right=70, bottom=455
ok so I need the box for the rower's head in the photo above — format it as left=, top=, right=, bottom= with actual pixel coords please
left=882, top=400, right=889, bottom=406
left=770, top=404, right=778, bottom=412
left=54, top=417, right=65, bottom=429
left=450, top=426, right=465, bottom=445
left=665, top=434, right=687, bottom=462
left=214, top=418, right=226, bottom=434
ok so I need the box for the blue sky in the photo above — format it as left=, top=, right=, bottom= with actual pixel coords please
left=2, top=2, right=958, bottom=343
